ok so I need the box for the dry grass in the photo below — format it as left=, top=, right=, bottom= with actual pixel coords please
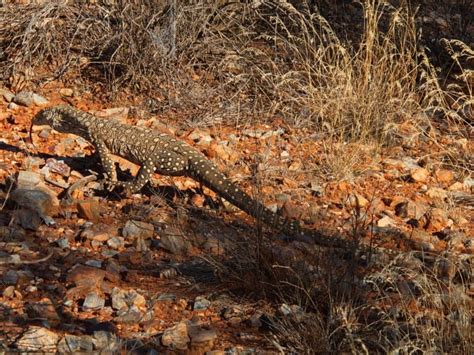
left=0, top=0, right=472, bottom=353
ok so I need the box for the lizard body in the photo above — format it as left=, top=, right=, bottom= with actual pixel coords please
left=31, top=105, right=361, bottom=249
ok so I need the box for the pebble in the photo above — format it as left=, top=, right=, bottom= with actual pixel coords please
left=194, top=296, right=211, bottom=311
left=7, top=102, right=19, bottom=110
left=59, top=88, right=74, bottom=97
left=82, top=292, right=105, bottom=311
left=107, top=236, right=124, bottom=250
left=3, top=285, right=15, bottom=298
left=56, top=238, right=70, bottom=249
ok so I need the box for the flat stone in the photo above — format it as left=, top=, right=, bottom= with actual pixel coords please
left=16, top=327, right=59, bottom=352
left=122, top=220, right=154, bottom=240
left=45, top=158, right=71, bottom=177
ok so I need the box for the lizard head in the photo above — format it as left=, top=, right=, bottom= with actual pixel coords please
left=30, top=105, right=86, bottom=145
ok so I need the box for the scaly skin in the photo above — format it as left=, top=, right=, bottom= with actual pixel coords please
left=31, top=105, right=368, bottom=249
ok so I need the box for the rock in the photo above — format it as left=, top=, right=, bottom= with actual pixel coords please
left=77, top=200, right=102, bottom=222
left=81, top=224, right=113, bottom=242
left=434, top=169, right=454, bottom=184
left=426, top=187, right=448, bottom=201
left=94, top=107, right=129, bottom=123
left=161, top=321, right=190, bottom=350
left=188, top=128, right=213, bottom=146
left=280, top=150, right=290, bottom=161
left=115, top=305, right=143, bottom=323
left=348, top=193, right=369, bottom=208
left=425, top=208, right=451, bottom=232
left=377, top=215, right=397, bottom=228
left=26, top=298, right=61, bottom=326
left=157, top=293, right=177, bottom=301
left=122, top=220, right=154, bottom=240
left=59, top=88, right=74, bottom=97
left=7, top=102, right=19, bottom=110
left=278, top=303, right=305, bottom=321
left=411, top=230, right=438, bottom=252
left=16, top=327, right=59, bottom=352
left=11, top=182, right=59, bottom=225
left=92, top=331, right=119, bottom=352
left=410, top=168, right=429, bottom=183
left=17, top=170, right=42, bottom=187
left=82, top=292, right=105, bottom=311
left=3, top=270, right=19, bottom=285
left=14, top=208, right=43, bottom=230
left=107, top=236, right=124, bottom=250
left=448, top=182, right=466, bottom=191
left=3, top=285, right=15, bottom=298
left=189, top=326, right=217, bottom=353
left=13, top=91, right=49, bottom=107
left=57, top=238, right=70, bottom=249
left=85, top=259, right=103, bottom=268
left=212, top=142, right=240, bottom=164
left=194, top=296, right=211, bottom=311
left=394, top=199, right=428, bottom=220
left=159, top=230, right=189, bottom=255
left=45, top=158, right=71, bottom=177
left=111, top=287, right=146, bottom=311
left=0, top=87, right=14, bottom=102
left=57, top=335, right=94, bottom=352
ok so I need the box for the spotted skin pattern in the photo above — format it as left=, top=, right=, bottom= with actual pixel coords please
left=32, top=105, right=355, bottom=248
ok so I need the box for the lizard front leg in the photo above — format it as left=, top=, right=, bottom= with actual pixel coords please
left=93, top=139, right=117, bottom=180
left=116, top=158, right=156, bottom=193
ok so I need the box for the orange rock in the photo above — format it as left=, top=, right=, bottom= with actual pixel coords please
left=434, top=169, right=454, bottom=184
left=425, top=208, right=451, bottom=232
left=77, top=200, right=101, bottom=222
left=410, top=168, right=430, bottom=183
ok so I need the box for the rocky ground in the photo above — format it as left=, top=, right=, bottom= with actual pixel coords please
left=0, top=85, right=472, bottom=353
